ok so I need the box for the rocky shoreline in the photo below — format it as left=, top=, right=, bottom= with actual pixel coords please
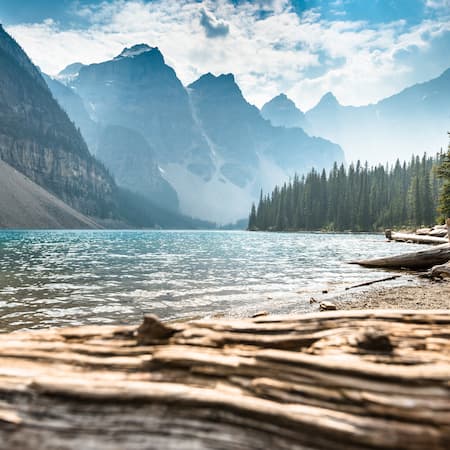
left=335, top=279, right=450, bottom=310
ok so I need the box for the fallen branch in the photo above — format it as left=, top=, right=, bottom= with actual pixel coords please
left=345, top=275, right=400, bottom=290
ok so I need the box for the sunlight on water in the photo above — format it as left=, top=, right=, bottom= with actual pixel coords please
left=0, top=230, right=421, bottom=331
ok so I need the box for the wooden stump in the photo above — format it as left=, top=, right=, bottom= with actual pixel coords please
left=0, top=310, right=449, bottom=449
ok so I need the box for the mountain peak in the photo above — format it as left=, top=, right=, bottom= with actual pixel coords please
left=59, top=62, right=84, bottom=75
left=261, top=93, right=306, bottom=128
left=115, top=44, right=156, bottom=59
left=188, top=73, right=239, bottom=93
left=264, top=93, right=299, bottom=109
left=319, top=91, right=339, bottom=105
left=273, top=93, right=288, bottom=101
left=217, top=73, right=235, bottom=83
left=57, top=62, right=85, bottom=83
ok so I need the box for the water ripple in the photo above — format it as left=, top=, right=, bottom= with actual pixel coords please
left=0, top=230, right=421, bottom=331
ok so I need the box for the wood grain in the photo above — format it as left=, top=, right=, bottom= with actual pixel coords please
left=0, top=310, right=449, bottom=449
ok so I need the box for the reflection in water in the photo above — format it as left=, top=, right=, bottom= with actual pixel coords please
left=0, top=230, right=419, bottom=331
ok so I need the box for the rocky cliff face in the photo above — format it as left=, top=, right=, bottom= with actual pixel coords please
left=56, top=45, right=344, bottom=223
left=43, top=74, right=98, bottom=153
left=0, top=25, right=116, bottom=218
left=72, top=44, right=214, bottom=180
left=188, top=73, right=261, bottom=187
left=96, top=125, right=179, bottom=211
left=188, top=73, right=343, bottom=190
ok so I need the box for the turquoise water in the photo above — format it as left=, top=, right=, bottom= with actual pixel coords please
left=0, top=230, right=420, bottom=331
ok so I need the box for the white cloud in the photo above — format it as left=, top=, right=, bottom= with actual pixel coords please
left=426, top=0, right=450, bottom=8
left=200, top=8, right=229, bottom=38
left=6, top=0, right=450, bottom=110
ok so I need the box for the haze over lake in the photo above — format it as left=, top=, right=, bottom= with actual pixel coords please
left=0, top=230, right=421, bottom=332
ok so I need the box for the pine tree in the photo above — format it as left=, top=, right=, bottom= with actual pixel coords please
left=436, top=137, right=450, bottom=220
left=248, top=203, right=257, bottom=230
left=250, top=152, right=442, bottom=232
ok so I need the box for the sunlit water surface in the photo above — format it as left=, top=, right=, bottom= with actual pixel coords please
left=0, top=230, right=421, bottom=331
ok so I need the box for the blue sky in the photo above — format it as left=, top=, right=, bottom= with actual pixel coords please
left=1, top=0, right=449, bottom=109
left=0, top=1, right=438, bottom=27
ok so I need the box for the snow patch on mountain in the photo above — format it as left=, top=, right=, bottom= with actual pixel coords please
left=115, top=44, right=154, bottom=59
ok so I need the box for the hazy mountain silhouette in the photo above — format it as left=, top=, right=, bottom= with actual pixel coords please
left=261, top=93, right=308, bottom=129
left=305, top=70, right=450, bottom=163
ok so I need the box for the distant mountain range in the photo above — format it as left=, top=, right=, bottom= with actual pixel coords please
left=3, top=24, right=447, bottom=228
left=0, top=27, right=210, bottom=229
left=263, top=71, right=450, bottom=164
left=48, top=44, right=344, bottom=223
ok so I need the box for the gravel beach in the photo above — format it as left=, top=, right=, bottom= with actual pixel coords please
left=335, top=279, right=450, bottom=310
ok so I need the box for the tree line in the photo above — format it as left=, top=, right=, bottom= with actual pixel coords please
left=249, top=150, right=450, bottom=232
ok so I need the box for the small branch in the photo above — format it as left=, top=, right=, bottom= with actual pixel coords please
left=345, top=275, right=400, bottom=290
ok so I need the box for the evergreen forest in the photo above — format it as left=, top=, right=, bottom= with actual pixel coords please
left=248, top=151, right=450, bottom=232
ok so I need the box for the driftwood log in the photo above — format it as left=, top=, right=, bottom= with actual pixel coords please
left=430, top=263, right=450, bottom=278
left=351, top=243, right=450, bottom=269
left=1, top=310, right=450, bottom=450
left=385, top=231, right=448, bottom=245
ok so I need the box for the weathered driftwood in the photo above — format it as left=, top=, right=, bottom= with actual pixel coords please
left=1, top=310, right=450, bottom=450
left=351, top=243, right=450, bottom=269
left=416, top=227, right=433, bottom=235
left=385, top=231, right=448, bottom=245
left=430, top=229, right=448, bottom=238
left=430, top=263, right=450, bottom=278
left=416, top=227, right=448, bottom=238
left=386, top=221, right=449, bottom=245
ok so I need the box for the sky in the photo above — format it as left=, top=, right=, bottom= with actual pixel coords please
left=1, top=0, right=449, bottom=110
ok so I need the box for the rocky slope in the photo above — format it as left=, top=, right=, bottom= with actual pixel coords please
left=42, top=73, right=98, bottom=152
left=0, top=159, right=100, bottom=229
left=0, top=25, right=116, bottom=218
left=97, top=125, right=179, bottom=210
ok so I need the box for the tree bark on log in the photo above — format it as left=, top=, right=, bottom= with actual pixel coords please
left=0, top=310, right=449, bottom=450
left=351, top=244, right=450, bottom=269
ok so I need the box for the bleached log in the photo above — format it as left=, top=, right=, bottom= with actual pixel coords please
left=0, top=311, right=449, bottom=449
left=429, top=229, right=448, bottom=238
left=351, top=243, right=450, bottom=269
left=386, top=231, right=447, bottom=245
left=416, top=227, right=432, bottom=235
